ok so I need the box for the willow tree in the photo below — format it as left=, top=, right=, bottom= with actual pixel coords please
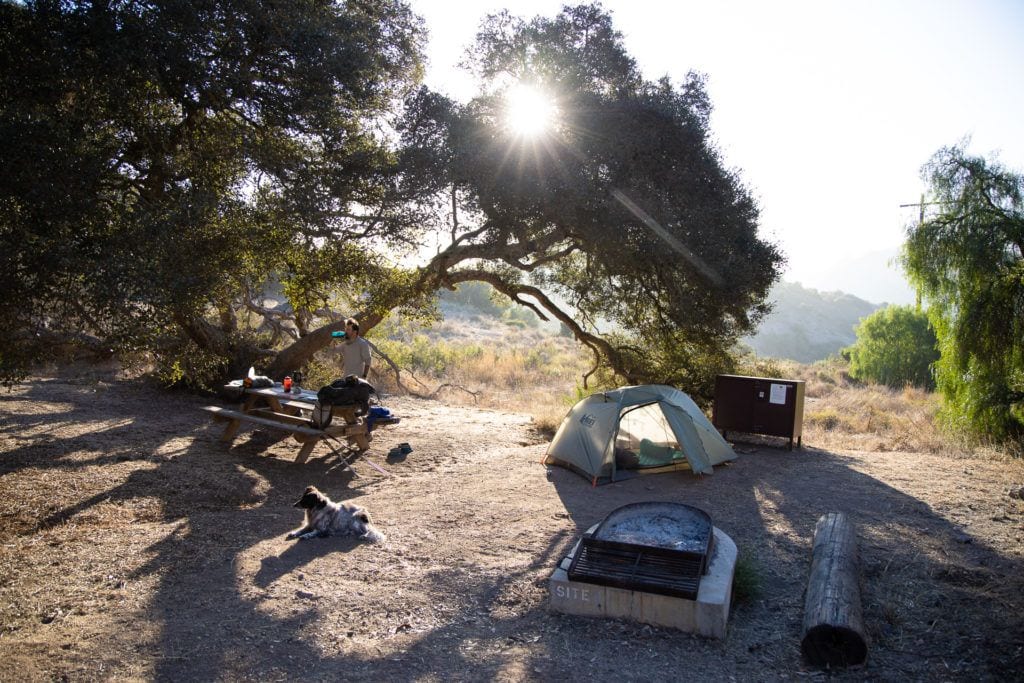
left=845, top=305, right=938, bottom=389
left=902, top=144, right=1024, bottom=442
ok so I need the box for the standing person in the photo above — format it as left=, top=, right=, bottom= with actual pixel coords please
left=340, top=317, right=371, bottom=380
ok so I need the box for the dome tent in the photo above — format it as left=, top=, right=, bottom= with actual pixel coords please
left=544, top=385, right=736, bottom=485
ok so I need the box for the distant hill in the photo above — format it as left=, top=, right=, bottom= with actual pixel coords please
left=742, top=281, right=882, bottom=362
left=434, top=280, right=880, bottom=364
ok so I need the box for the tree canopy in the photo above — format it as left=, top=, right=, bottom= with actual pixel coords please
left=845, top=305, right=938, bottom=390
left=397, top=4, right=782, bottom=391
left=902, top=144, right=1024, bottom=442
left=1, top=0, right=427, bottom=381
left=2, top=2, right=783, bottom=398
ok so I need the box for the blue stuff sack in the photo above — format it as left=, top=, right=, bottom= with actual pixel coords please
left=366, top=406, right=393, bottom=432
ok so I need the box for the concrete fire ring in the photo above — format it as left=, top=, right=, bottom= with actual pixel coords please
left=549, top=526, right=737, bottom=638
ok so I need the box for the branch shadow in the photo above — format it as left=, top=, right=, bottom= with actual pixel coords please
left=546, top=441, right=1024, bottom=678
left=5, top=376, right=1022, bottom=680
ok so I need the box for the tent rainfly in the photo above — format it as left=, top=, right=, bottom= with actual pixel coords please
left=544, top=384, right=736, bottom=485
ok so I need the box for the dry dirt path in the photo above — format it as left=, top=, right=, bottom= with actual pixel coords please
left=1, top=374, right=1023, bottom=681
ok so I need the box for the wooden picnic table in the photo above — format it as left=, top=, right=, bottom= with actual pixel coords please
left=202, top=384, right=396, bottom=463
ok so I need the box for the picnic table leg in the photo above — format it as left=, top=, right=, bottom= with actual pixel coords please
left=294, top=438, right=319, bottom=464
left=330, top=406, right=371, bottom=452
left=221, top=393, right=261, bottom=443
left=220, top=418, right=243, bottom=443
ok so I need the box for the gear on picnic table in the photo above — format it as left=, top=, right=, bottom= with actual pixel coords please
left=312, top=375, right=376, bottom=427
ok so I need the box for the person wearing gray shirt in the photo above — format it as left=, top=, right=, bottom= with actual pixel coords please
left=341, top=317, right=371, bottom=379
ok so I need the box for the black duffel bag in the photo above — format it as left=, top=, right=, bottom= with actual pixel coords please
left=316, top=375, right=375, bottom=416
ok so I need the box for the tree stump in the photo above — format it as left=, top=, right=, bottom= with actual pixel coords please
left=801, top=512, right=868, bottom=668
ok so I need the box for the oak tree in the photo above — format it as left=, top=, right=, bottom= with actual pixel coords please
left=0, top=0, right=426, bottom=383
left=2, top=2, right=782, bottom=399
left=391, top=4, right=782, bottom=393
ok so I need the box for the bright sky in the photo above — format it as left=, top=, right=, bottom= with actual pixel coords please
left=410, top=0, right=1024, bottom=304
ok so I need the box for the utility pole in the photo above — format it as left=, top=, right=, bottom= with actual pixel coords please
left=897, top=194, right=942, bottom=310
left=898, top=194, right=949, bottom=223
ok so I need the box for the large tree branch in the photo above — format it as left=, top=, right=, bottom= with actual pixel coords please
left=174, top=312, right=233, bottom=358
left=444, top=268, right=639, bottom=387
left=503, top=243, right=579, bottom=271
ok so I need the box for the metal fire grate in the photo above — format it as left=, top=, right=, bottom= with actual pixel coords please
left=567, top=502, right=714, bottom=600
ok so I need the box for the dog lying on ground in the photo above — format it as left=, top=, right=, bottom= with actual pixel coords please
left=287, top=486, right=386, bottom=543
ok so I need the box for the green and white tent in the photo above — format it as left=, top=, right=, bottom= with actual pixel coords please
left=544, top=384, right=736, bottom=485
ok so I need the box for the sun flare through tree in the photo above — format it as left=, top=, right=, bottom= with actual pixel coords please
left=503, top=83, right=557, bottom=137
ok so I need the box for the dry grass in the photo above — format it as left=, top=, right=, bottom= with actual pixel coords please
left=342, top=313, right=1000, bottom=459
left=412, top=327, right=1000, bottom=457
left=368, top=315, right=590, bottom=439
left=775, top=359, right=970, bottom=455
left=392, top=323, right=973, bottom=457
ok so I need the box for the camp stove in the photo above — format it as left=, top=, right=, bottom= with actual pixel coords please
left=567, top=502, right=714, bottom=600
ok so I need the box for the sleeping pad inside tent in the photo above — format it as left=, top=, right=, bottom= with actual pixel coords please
left=544, top=384, right=736, bottom=485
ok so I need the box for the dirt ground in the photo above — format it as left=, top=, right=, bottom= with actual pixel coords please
left=1, top=370, right=1023, bottom=682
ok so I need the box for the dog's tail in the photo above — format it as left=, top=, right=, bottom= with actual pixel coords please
left=361, top=525, right=386, bottom=543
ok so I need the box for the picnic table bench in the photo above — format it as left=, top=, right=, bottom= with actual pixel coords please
left=202, top=384, right=398, bottom=464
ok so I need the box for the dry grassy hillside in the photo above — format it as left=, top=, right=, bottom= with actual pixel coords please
left=366, top=310, right=985, bottom=461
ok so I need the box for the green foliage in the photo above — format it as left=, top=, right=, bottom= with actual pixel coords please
left=374, top=334, right=484, bottom=377
left=0, top=0, right=425, bottom=383
left=2, top=0, right=781, bottom=394
left=605, top=326, right=738, bottom=403
left=440, top=282, right=505, bottom=317
left=439, top=281, right=540, bottom=330
left=401, top=4, right=783, bottom=390
left=502, top=305, right=540, bottom=329
left=845, top=305, right=938, bottom=389
left=296, top=358, right=342, bottom=394
left=153, top=339, right=229, bottom=392
left=902, top=144, right=1024, bottom=442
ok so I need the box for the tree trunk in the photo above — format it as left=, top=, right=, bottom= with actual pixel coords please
left=266, top=311, right=383, bottom=380
left=266, top=322, right=345, bottom=380
left=801, top=512, right=868, bottom=668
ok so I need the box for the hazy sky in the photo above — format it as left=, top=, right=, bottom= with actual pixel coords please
left=410, top=0, right=1024, bottom=303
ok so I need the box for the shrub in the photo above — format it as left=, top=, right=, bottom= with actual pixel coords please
left=439, top=281, right=504, bottom=316
left=846, top=305, right=939, bottom=389
left=806, top=409, right=843, bottom=431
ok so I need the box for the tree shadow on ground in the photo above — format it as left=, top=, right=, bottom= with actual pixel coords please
left=547, top=441, right=1024, bottom=679
left=3, top=377, right=1022, bottom=681
left=0, top=378, right=599, bottom=680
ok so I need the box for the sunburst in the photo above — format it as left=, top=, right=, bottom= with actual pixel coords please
left=504, top=84, right=557, bottom=138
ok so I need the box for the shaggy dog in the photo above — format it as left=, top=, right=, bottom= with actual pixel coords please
left=287, top=486, right=385, bottom=543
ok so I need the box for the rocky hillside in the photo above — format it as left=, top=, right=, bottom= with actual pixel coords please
left=742, top=281, right=881, bottom=362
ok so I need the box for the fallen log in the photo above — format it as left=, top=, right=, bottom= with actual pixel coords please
left=801, top=512, right=868, bottom=668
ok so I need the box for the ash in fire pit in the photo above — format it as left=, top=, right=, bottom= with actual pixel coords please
left=568, top=502, right=715, bottom=600
left=594, top=502, right=712, bottom=554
